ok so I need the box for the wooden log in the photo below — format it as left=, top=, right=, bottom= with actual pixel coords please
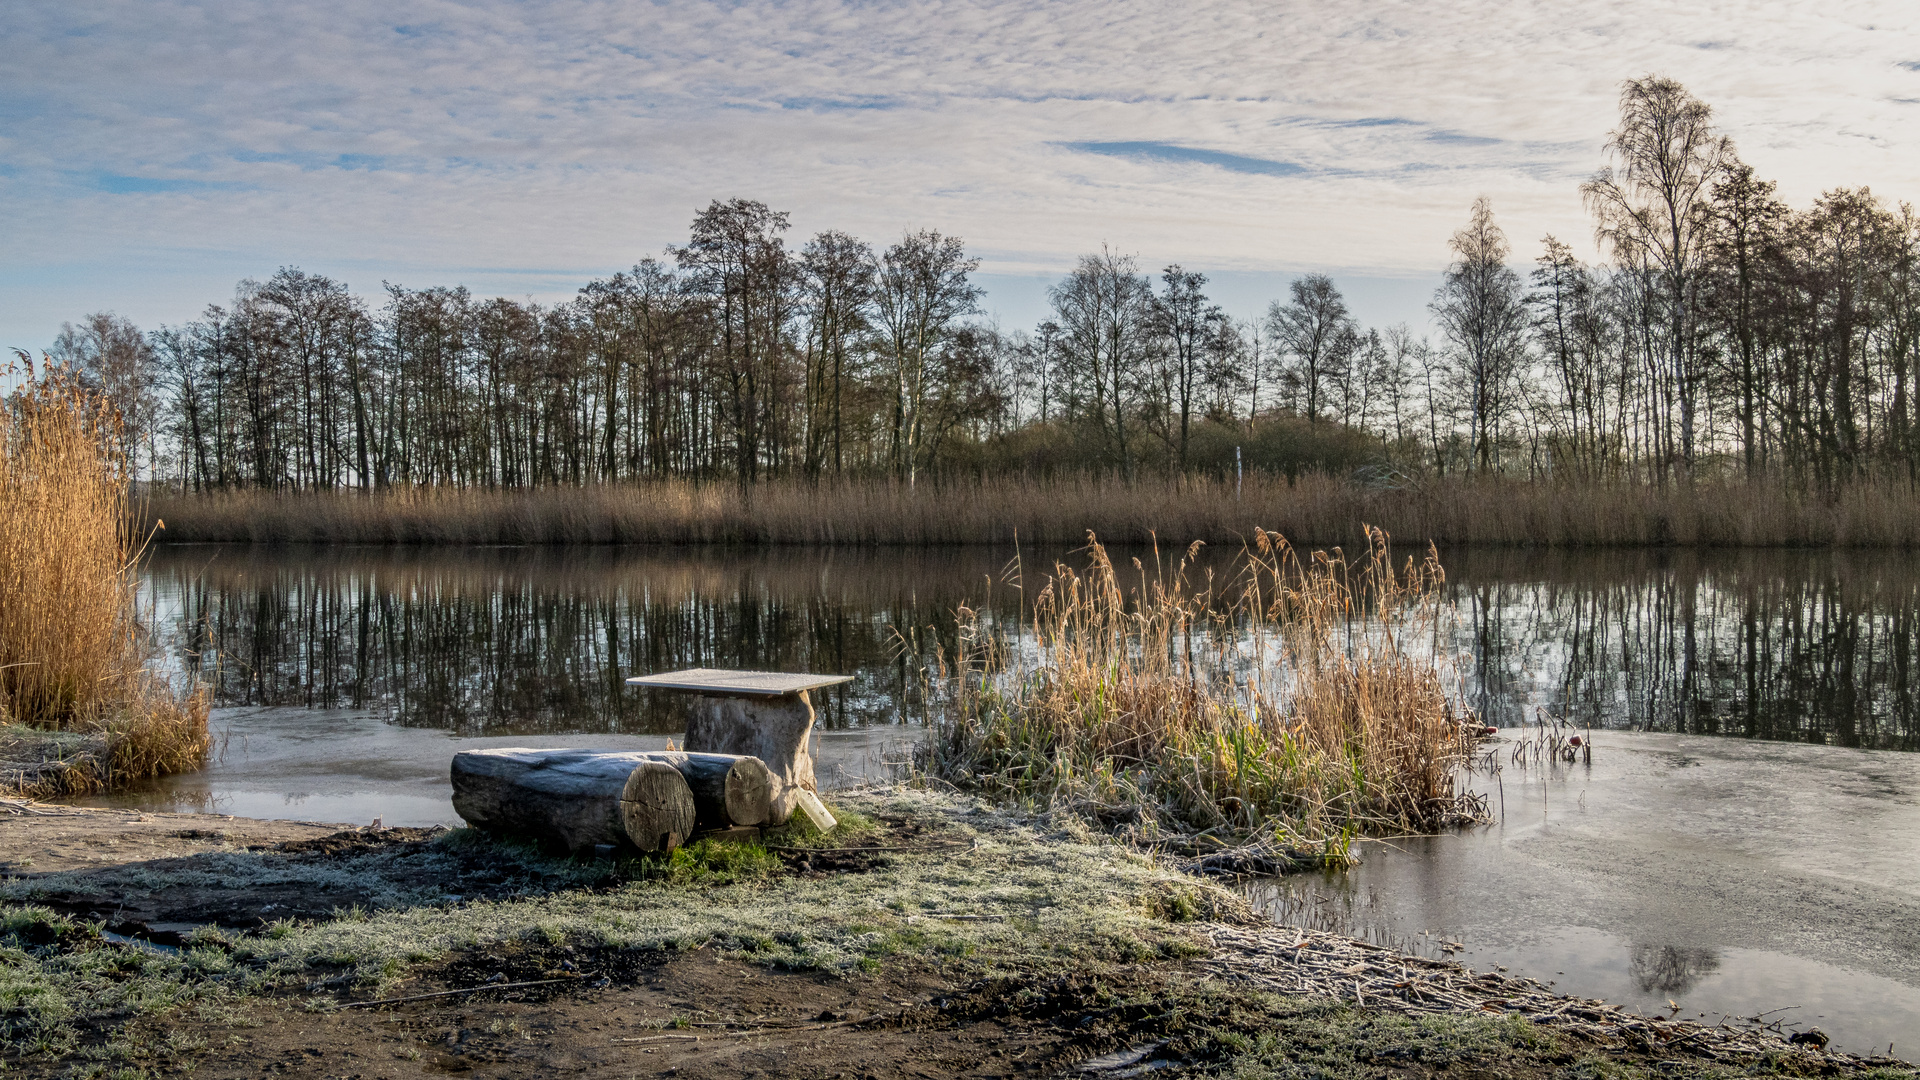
left=630, top=751, right=775, bottom=828
left=682, top=692, right=818, bottom=821
left=450, top=748, right=695, bottom=854
left=620, top=762, right=699, bottom=852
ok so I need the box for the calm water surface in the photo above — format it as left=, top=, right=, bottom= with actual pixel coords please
left=86, top=543, right=1920, bottom=1055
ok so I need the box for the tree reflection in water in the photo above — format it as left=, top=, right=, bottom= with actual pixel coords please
left=1446, top=547, right=1920, bottom=750
left=1629, top=943, right=1722, bottom=995
left=145, top=545, right=1007, bottom=736
left=144, top=544, right=1920, bottom=750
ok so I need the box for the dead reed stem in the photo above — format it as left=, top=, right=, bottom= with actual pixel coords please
left=916, top=529, right=1482, bottom=855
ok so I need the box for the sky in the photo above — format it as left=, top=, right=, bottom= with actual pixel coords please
left=4, top=0, right=1919, bottom=352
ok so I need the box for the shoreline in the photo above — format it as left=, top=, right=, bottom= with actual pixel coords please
left=3, top=791, right=1909, bottom=1077
left=143, top=474, right=1920, bottom=549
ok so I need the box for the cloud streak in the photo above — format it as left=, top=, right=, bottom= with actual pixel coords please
left=3, top=0, right=1919, bottom=345
left=1059, top=142, right=1309, bottom=177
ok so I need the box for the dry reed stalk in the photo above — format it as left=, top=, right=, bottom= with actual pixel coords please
left=0, top=366, right=133, bottom=725
left=146, top=473, right=1920, bottom=548
left=0, top=358, right=207, bottom=793
left=916, top=528, right=1481, bottom=854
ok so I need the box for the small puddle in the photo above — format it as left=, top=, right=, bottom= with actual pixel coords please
left=100, top=931, right=180, bottom=956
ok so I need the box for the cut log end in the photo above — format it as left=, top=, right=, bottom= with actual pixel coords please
left=621, top=761, right=698, bottom=851
left=722, top=755, right=776, bottom=827
left=629, top=750, right=775, bottom=828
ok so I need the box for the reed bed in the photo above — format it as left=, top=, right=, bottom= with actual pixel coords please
left=915, top=528, right=1483, bottom=858
left=147, top=472, right=1920, bottom=548
left=0, top=360, right=208, bottom=796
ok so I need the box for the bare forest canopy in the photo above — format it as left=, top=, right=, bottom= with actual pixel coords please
left=28, top=77, right=1920, bottom=493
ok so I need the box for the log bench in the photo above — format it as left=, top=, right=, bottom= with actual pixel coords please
left=450, top=748, right=780, bottom=853
left=450, top=748, right=698, bottom=854
left=451, top=669, right=852, bottom=852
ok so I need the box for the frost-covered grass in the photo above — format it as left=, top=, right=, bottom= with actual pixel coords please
left=0, top=788, right=1219, bottom=1070
left=7, top=791, right=1914, bottom=1079
left=231, top=791, right=1207, bottom=983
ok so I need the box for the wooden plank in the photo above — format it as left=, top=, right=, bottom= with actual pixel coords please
left=795, top=789, right=837, bottom=832
left=624, top=667, right=853, bottom=697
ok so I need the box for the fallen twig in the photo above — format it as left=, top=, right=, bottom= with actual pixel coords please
left=332, top=976, right=578, bottom=1009
left=612, top=1019, right=860, bottom=1045
left=766, top=840, right=974, bottom=854
left=907, top=913, right=1005, bottom=922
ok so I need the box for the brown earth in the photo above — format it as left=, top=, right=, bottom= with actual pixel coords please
left=92, top=948, right=1761, bottom=1080
left=118, top=950, right=1896, bottom=1080
left=0, top=800, right=343, bottom=874
left=2, top=800, right=1912, bottom=1080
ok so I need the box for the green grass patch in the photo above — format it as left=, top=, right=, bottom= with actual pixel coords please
left=774, top=800, right=880, bottom=847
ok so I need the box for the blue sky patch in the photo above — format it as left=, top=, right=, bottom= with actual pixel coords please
left=1059, top=142, right=1307, bottom=177
left=88, top=173, right=243, bottom=194
left=776, top=95, right=899, bottom=112
left=1425, top=130, right=1501, bottom=147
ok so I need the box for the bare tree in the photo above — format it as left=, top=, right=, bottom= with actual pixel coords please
left=1202, top=319, right=1250, bottom=422
left=674, top=199, right=796, bottom=491
left=1267, top=274, right=1357, bottom=423
left=1372, top=324, right=1426, bottom=449
left=1583, top=76, right=1732, bottom=477
left=800, top=231, right=874, bottom=477
left=49, top=312, right=159, bottom=478
left=1530, top=235, right=1628, bottom=475
left=1147, top=265, right=1226, bottom=470
left=1431, top=198, right=1529, bottom=473
left=1049, top=248, right=1153, bottom=478
left=1704, top=163, right=1790, bottom=477
left=871, top=229, right=981, bottom=486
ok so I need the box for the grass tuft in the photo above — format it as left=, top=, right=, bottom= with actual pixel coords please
left=919, top=528, right=1479, bottom=852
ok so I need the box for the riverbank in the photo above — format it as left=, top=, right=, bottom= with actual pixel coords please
left=146, top=473, right=1920, bottom=548
left=3, top=788, right=1906, bottom=1078
left=1, top=708, right=209, bottom=800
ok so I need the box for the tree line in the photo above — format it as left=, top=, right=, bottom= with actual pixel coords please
left=31, top=76, right=1920, bottom=492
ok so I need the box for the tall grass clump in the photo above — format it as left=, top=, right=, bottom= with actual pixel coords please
left=918, top=528, right=1479, bottom=856
left=0, top=357, right=208, bottom=795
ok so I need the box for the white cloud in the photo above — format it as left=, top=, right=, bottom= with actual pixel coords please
left=3, top=0, right=1918, bottom=345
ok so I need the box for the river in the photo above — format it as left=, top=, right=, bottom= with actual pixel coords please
left=80, top=542, right=1920, bottom=1055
